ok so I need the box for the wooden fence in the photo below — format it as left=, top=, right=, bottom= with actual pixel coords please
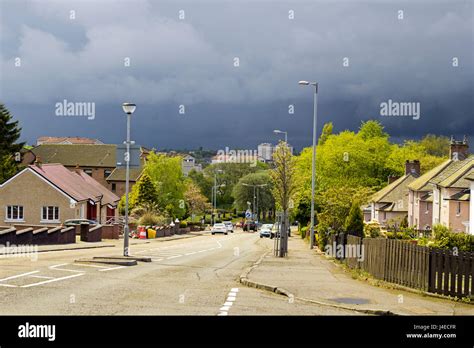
left=338, top=235, right=473, bottom=298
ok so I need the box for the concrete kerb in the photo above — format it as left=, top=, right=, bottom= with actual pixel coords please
left=239, top=250, right=396, bottom=316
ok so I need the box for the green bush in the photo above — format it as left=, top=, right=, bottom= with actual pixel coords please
left=300, top=226, right=308, bottom=239
left=364, top=222, right=381, bottom=238
left=179, top=221, right=188, bottom=228
left=316, top=223, right=330, bottom=250
left=138, top=213, right=165, bottom=227
left=431, top=224, right=474, bottom=252
left=385, top=231, right=411, bottom=240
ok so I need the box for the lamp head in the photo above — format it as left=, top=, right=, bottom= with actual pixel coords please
left=122, top=103, right=136, bottom=115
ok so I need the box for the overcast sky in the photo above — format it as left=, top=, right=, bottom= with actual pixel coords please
left=1, top=0, right=473, bottom=151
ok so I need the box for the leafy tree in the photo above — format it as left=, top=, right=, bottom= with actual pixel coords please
left=357, top=120, right=388, bottom=140
left=319, top=122, right=333, bottom=145
left=146, top=152, right=187, bottom=218
left=317, top=185, right=372, bottom=234
left=420, top=134, right=450, bottom=157
left=184, top=180, right=211, bottom=219
left=386, top=140, right=446, bottom=175
left=344, top=201, right=364, bottom=237
left=135, top=172, right=158, bottom=207
left=188, top=169, right=213, bottom=201
left=203, top=161, right=268, bottom=209
left=270, top=141, right=296, bottom=256
left=0, top=104, right=24, bottom=183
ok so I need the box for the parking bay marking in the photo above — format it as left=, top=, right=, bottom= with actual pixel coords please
left=21, top=273, right=84, bottom=288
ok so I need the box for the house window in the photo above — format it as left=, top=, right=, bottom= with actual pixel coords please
left=456, top=202, right=461, bottom=216
left=111, top=183, right=116, bottom=192
left=84, top=169, right=93, bottom=176
left=104, top=169, right=112, bottom=179
left=42, top=206, right=59, bottom=222
left=6, top=205, right=24, bottom=221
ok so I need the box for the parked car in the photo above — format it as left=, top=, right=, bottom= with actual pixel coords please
left=270, top=223, right=291, bottom=239
left=211, top=223, right=228, bottom=235
left=223, top=221, right=234, bottom=233
left=63, top=219, right=97, bottom=226
left=235, top=220, right=244, bottom=228
left=243, top=221, right=257, bottom=232
left=259, top=224, right=273, bottom=238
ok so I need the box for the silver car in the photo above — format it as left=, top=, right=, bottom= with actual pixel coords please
left=223, top=221, right=234, bottom=233
left=211, top=223, right=228, bottom=235
left=259, top=224, right=273, bottom=238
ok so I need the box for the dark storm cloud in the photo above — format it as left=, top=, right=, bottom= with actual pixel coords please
left=0, top=0, right=472, bottom=150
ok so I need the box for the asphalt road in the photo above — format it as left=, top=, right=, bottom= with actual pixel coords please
left=0, top=229, right=357, bottom=315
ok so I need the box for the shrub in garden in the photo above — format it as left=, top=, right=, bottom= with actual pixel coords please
left=432, top=224, right=473, bottom=252
left=179, top=221, right=188, bottom=228
left=138, top=213, right=165, bottom=227
left=364, top=221, right=381, bottom=238
left=300, top=226, right=308, bottom=239
left=344, top=202, right=364, bottom=237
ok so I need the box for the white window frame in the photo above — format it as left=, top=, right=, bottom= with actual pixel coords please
left=5, top=205, right=24, bottom=222
left=41, top=206, right=60, bottom=223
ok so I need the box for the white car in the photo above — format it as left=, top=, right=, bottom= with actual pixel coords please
left=259, top=224, right=273, bottom=238
left=211, top=223, right=228, bottom=235
left=223, top=221, right=234, bottom=233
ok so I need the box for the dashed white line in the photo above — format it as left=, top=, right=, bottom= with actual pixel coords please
left=218, top=287, right=240, bottom=316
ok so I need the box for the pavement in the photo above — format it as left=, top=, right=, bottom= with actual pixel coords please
left=243, top=234, right=474, bottom=316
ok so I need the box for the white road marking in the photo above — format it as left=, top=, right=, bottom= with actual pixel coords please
left=49, top=264, right=84, bottom=273
left=21, top=273, right=84, bottom=288
left=0, top=283, right=17, bottom=287
left=98, top=266, right=126, bottom=272
left=218, top=287, right=239, bottom=316
left=30, top=275, right=55, bottom=279
left=0, top=271, right=39, bottom=282
left=73, top=264, right=110, bottom=268
left=185, top=252, right=196, bottom=255
left=166, top=255, right=182, bottom=260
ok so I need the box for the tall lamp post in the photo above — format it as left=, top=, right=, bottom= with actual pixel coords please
left=242, top=183, right=268, bottom=221
left=299, top=80, right=318, bottom=249
left=273, top=129, right=288, bottom=143
left=121, top=102, right=136, bottom=256
left=212, top=169, right=223, bottom=225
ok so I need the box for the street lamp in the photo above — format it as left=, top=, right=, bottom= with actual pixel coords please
left=121, top=102, right=136, bottom=256
left=212, top=169, right=224, bottom=225
left=299, top=80, right=318, bottom=249
left=273, top=129, right=288, bottom=143
left=242, top=183, right=268, bottom=221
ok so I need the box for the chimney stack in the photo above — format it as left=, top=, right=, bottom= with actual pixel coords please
left=405, top=160, right=420, bottom=177
left=449, top=136, right=469, bottom=161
